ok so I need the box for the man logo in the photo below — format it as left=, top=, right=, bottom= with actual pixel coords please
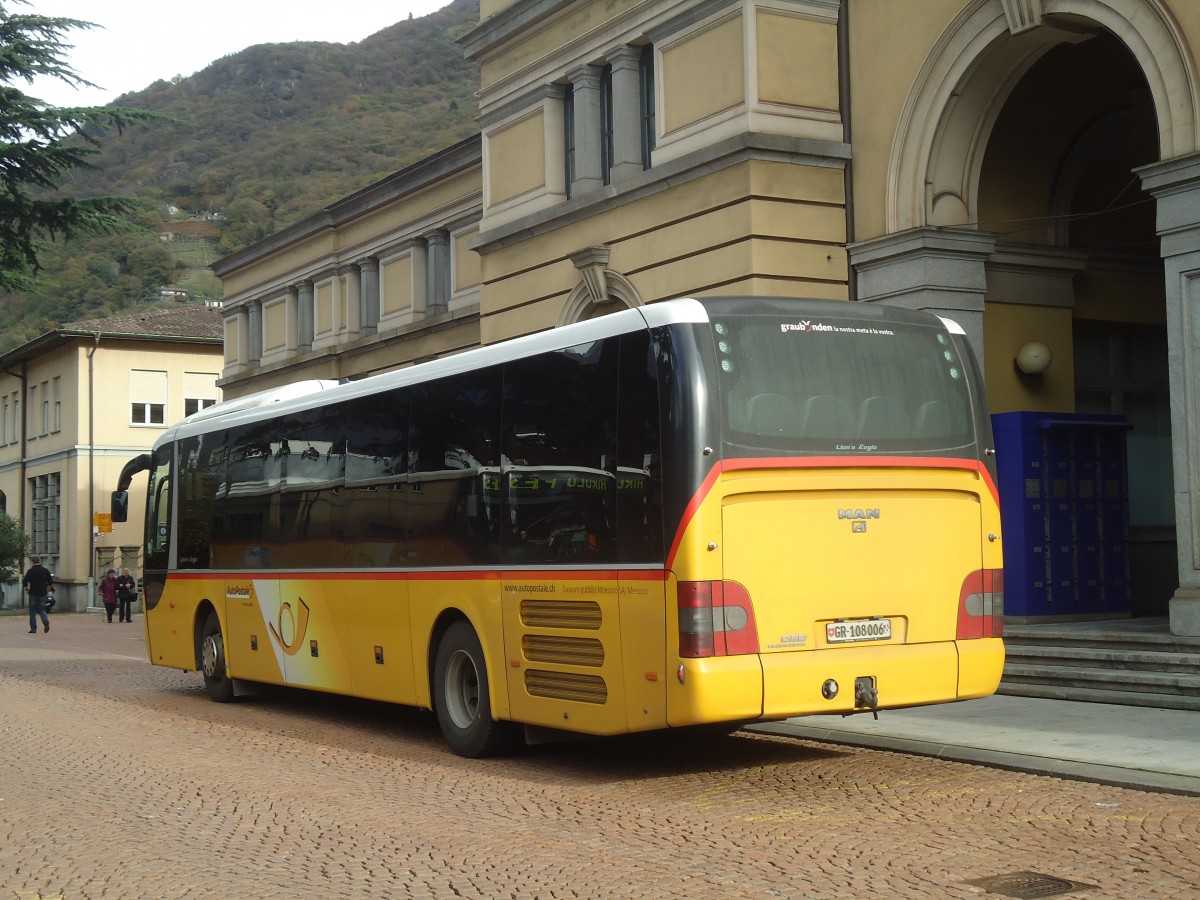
left=837, top=509, right=880, bottom=520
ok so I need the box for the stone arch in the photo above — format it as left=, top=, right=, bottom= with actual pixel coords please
left=556, top=246, right=644, bottom=326
left=888, top=0, right=1200, bottom=233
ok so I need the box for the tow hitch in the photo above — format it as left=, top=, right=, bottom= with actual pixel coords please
left=854, top=676, right=879, bottom=719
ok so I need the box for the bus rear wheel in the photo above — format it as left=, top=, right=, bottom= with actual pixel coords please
left=200, top=611, right=235, bottom=703
left=433, top=621, right=516, bottom=758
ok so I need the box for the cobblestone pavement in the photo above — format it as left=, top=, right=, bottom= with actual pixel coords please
left=2, top=613, right=1198, bottom=899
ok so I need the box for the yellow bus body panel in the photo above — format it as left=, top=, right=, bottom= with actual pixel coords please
left=664, top=463, right=1003, bottom=726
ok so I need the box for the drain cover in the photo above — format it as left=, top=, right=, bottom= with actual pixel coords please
left=965, top=872, right=1097, bottom=898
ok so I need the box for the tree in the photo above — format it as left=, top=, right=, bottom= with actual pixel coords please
left=0, top=3, right=160, bottom=290
left=0, top=510, right=29, bottom=583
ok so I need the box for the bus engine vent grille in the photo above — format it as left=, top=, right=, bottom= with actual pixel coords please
left=525, top=670, right=608, bottom=704
left=520, top=599, right=602, bottom=630
left=522, top=634, right=605, bottom=667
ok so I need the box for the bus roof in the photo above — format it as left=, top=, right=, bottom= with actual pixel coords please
left=161, top=296, right=962, bottom=447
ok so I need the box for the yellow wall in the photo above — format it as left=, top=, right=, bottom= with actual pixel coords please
left=381, top=252, right=414, bottom=317
left=661, top=14, right=745, bottom=135
left=487, top=111, right=547, bottom=205
left=315, top=279, right=335, bottom=335
left=847, top=0, right=962, bottom=240
left=454, top=228, right=482, bottom=292
left=756, top=11, right=838, bottom=111
left=263, top=298, right=287, bottom=351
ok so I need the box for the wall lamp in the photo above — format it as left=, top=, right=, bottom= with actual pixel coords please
left=1014, top=340, right=1053, bottom=377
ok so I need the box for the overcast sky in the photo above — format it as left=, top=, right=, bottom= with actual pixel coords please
left=21, top=0, right=454, bottom=108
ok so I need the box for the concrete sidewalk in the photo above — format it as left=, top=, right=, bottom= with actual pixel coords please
left=751, top=694, right=1200, bottom=796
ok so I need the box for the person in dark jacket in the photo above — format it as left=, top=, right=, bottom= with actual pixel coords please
left=23, top=556, right=53, bottom=634
left=116, top=568, right=137, bottom=623
left=98, top=568, right=118, bottom=622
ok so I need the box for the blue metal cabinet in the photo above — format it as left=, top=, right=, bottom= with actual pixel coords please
left=992, top=412, right=1131, bottom=617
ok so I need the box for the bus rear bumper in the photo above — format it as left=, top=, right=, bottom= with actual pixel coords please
left=668, top=639, right=1005, bottom=725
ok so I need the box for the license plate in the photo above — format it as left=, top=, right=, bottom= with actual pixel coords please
left=826, top=618, right=892, bottom=644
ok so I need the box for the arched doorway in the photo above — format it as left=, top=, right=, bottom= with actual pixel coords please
left=851, top=0, right=1200, bottom=629
left=977, top=29, right=1172, bottom=615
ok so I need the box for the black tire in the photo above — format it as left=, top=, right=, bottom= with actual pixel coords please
left=200, top=611, right=235, bottom=703
left=433, top=620, right=517, bottom=758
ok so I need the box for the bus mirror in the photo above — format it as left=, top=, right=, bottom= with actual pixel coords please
left=111, top=490, right=129, bottom=523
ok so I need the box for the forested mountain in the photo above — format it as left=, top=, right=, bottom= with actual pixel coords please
left=0, top=0, right=480, bottom=353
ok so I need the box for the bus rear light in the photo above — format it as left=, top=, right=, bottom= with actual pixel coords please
left=957, top=569, right=1004, bottom=639
left=677, top=581, right=716, bottom=658
left=677, top=580, right=760, bottom=658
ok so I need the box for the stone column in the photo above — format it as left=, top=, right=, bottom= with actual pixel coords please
left=567, top=65, right=604, bottom=196
left=297, top=280, right=314, bottom=354
left=246, top=299, right=263, bottom=367
left=1139, top=153, right=1200, bottom=636
left=342, top=265, right=361, bottom=339
left=848, top=226, right=999, bottom=369
left=358, top=257, right=380, bottom=336
left=425, top=230, right=450, bottom=317
left=607, top=45, right=644, bottom=182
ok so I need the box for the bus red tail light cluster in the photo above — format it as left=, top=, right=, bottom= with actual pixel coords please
left=957, top=569, right=1004, bottom=639
left=677, top=580, right=760, bottom=657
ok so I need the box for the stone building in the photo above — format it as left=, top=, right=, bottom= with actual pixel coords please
left=0, top=308, right=222, bottom=610
left=213, top=0, right=1200, bottom=635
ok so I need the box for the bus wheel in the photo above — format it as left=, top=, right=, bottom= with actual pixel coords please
left=433, top=621, right=516, bottom=758
left=200, top=611, right=235, bottom=703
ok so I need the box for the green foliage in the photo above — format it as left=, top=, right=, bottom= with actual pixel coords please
left=0, top=0, right=482, bottom=354
left=0, top=511, right=30, bottom=583
left=0, top=3, right=162, bottom=291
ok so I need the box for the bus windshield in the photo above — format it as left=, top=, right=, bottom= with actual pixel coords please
left=712, top=311, right=978, bottom=455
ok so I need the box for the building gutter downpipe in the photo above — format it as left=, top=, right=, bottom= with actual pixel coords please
left=87, top=334, right=99, bottom=608
left=839, top=0, right=857, bottom=301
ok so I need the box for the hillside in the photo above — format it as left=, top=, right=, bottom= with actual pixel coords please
left=0, top=0, right=480, bottom=354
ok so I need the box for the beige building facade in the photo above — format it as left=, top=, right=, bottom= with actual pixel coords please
left=0, top=308, right=222, bottom=611
left=215, top=0, right=1200, bottom=634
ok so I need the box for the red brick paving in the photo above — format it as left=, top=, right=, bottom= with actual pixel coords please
left=1, top=613, right=1197, bottom=898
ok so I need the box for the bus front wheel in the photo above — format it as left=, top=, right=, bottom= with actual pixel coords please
left=433, top=621, right=516, bottom=758
left=200, top=611, right=235, bottom=703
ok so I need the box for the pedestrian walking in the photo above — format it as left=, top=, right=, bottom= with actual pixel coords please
left=116, top=567, right=137, bottom=623
left=23, top=556, right=53, bottom=634
left=98, top=568, right=118, bottom=622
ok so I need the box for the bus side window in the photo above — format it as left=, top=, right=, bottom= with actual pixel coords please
left=500, top=340, right=618, bottom=564
left=616, top=331, right=663, bottom=563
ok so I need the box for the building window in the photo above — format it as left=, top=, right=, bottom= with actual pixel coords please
left=30, top=472, right=60, bottom=564
left=640, top=44, right=655, bottom=169
left=52, top=376, right=61, bottom=432
left=40, top=379, right=49, bottom=436
left=563, top=83, right=575, bottom=199
left=2, top=396, right=8, bottom=445
left=600, top=64, right=614, bottom=186
left=131, top=369, right=167, bottom=426
left=184, top=371, right=219, bottom=418
left=28, top=384, right=36, bottom=439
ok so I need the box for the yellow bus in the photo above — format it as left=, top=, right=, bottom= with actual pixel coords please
left=113, top=296, right=1004, bottom=757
